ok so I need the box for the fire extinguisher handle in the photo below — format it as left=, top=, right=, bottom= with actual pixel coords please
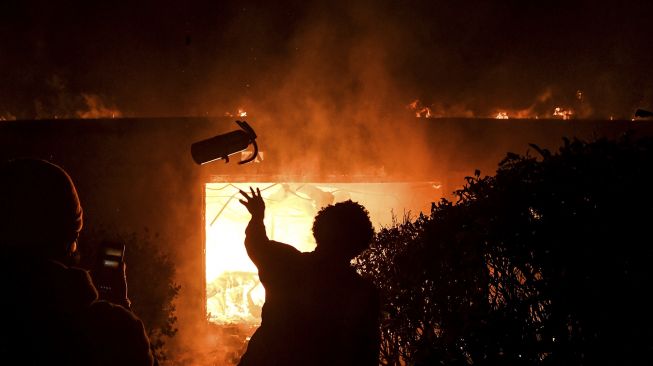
left=239, top=139, right=259, bottom=165
left=236, top=120, right=259, bottom=164
left=236, top=120, right=257, bottom=140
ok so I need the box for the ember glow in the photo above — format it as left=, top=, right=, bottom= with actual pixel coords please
left=553, top=107, right=573, bottom=120
left=205, top=181, right=437, bottom=324
left=495, top=112, right=509, bottom=119
left=407, top=100, right=433, bottom=118
left=224, top=109, right=248, bottom=118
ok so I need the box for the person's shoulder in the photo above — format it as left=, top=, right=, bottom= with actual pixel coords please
left=270, top=240, right=301, bottom=253
left=81, top=299, right=150, bottom=347
left=256, top=241, right=302, bottom=283
left=85, top=300, right=143, bottom=329
left=267, top=240, right=302, bottom=261
left=80, top=301, right=154, bottom=365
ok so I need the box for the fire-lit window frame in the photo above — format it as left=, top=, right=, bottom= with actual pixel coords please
left=203, top=175, right=442, bottom=325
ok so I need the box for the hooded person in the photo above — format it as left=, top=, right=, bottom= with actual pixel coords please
left=0, top=158, right=154, bottom=366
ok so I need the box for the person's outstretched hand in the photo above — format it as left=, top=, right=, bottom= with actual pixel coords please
left=239, top=187, right=265, bottom=220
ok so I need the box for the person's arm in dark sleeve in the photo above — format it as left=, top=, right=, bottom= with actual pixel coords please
left=239, top=187, right=271, bottom=267
left=240, top=187, right=299, bottom=275
left=243, top=200, right=270, bottom=267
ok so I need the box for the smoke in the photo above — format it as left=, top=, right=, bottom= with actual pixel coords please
left=191, top=2, right=437, bottom=179
left=2, top=73, right=121, bottom=120
left=76, top=94, right=122, bottom=119
left=3, top=1, right=652, bottom=120
left=0, top=112, right=16, bottom=121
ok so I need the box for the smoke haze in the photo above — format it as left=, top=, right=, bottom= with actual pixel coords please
left=1, top=0, right=652, bottom=120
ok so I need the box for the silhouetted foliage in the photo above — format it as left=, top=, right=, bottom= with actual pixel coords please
left=80, top=228, right=181, bottom=361
left=357, top=136, right=653, bottom=365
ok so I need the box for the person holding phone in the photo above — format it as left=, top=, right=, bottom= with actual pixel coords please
left=0, top=158, right=154, bottom=366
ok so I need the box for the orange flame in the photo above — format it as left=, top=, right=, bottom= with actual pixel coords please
left=495, top=112, right=509, bottom=119
left=224, top=108, right=248, bottom=118
left=553, top=107, right=573, bottom=120
left=407, top=100, right=433, bottom=118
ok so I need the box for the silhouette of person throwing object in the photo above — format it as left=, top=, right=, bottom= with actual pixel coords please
left=237, top=187, right=380, bottom=366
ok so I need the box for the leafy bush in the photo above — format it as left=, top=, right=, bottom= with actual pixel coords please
left=357, top=136, right=653, bottom=365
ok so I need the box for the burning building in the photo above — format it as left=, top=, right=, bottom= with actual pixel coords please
left=2, top=116, right=652, bottom=363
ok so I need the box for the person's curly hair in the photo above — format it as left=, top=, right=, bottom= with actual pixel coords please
left=312, top=200, right=374, bottom=259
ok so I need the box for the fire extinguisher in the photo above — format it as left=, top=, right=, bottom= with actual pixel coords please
left=191, top=120, right=259, bottom=165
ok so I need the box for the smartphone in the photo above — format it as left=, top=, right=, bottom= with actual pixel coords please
left=94, top=242, right=125, bottom=301
left=101, top=243, right=125, bottom=269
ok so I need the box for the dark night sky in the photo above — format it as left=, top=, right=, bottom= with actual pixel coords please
left=1, top=0, right=652, bottom=119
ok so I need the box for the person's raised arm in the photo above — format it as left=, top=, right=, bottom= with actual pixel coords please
left=239, top=187, right=269, bottom=266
